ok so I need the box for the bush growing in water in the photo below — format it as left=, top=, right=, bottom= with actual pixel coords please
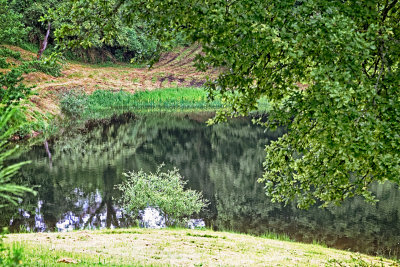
left=116, top=166, right=207, bottom=226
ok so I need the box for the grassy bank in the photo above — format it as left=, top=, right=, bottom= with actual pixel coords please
left=87, top=87, right=221, bottom=110
left=3, top=228, right=395, bottom=266
left=61, top=87, right=223, bottom=121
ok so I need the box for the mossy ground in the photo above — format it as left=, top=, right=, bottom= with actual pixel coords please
left=4, top=228, right=396, bottom=266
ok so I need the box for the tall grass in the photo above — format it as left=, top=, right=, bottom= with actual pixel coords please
left=260, top=231, right=293, bottom=242
left=61, top=87, right=223, bottom=121
left=88, top=88, right=221, bottom=110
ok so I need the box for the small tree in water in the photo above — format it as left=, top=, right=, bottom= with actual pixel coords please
left=116, top=165, right=207, bottom=227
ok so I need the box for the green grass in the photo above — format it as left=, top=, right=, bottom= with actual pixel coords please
left=18, top=42, right=39, bottom=54
left=3, top=228, right=395, bottom=266
left=69, top=61, right=147, bottom=69
left=261, top=230, right=293, bottom=242
left=61, top=87, right=223, bottom=121
left=0, top=46, right=22, bottom=60
left=88, top=87, right=221, bottom=109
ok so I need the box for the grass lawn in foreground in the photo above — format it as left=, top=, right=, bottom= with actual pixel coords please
left=4, top=228, right=395, bottom=266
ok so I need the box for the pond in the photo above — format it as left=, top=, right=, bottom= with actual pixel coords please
left=3, top=112, right=400, bottom=258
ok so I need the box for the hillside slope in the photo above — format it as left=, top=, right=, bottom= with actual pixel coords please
left=1, top=44, right=217, bottom=115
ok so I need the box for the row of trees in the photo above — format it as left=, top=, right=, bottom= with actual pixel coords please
left=1, top=0, right=183, bottom=63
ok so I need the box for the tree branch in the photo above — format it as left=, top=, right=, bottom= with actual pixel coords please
left=381, top=0, right=399, bottom=21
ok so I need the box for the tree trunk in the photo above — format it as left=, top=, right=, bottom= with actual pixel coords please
left=44, top=139, right=52, bottom=169
left=37, top=22, right=51, bottom=60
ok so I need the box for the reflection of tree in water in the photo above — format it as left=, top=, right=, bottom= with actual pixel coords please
left=138, top=115, right=400, bottom=257
left=3, top=113, right=400, bottom=257
left=80, top=166, right=120, bottom=229
left=4, top=116, right=148, bottom=231
left=204, top=135, right=400, bottom=258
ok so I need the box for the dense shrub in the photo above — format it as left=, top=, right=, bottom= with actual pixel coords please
left=0, top=48, right=21, bottom=60
left=0, top=69, right=32, bottom=108
left=19, top=53, right=63, bottom=77
left=0, top=58, right=10, bottom=68
left=60, top=90, right=88, bottom=118
left=115, top=26, right=159, bottom=62
left=20, top=60, right=61, bottom=77
left=0, top=0, right=28, bottom=45
left=9, top=0, right=60, bottom=44
left=116, top=166, right=207, bottom=226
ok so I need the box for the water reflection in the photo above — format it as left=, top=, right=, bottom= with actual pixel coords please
left=3, top=112, right=400, bottom=257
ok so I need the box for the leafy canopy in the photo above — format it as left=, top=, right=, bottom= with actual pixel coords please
left=58, top=0, right=399, bottom=208
left=0, top=0, right=28, bottom=44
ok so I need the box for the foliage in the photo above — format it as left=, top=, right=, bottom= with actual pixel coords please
left=67, top=0, right=400, bottom=208
left=9, top=0, right=60, bottom=44
left=114, top=25, right=159, bottom=62
left=0, top=47, right=21, bottom=60
left=0, top=58, right=10, bottom=68
left=60, top=90, right=88, bottom=118
left=116, top=166, right=207, bottom=226
left=0, top=0, right=28, bottom=45
left=0, top=108, right=36, bottom=208
left=19, top=53, right=64, bottom=77
left=51, top=1, right=191, bottom=63
left=49, top=0, right=157, bottom=63
left=0, top=69, right=32, bottom=108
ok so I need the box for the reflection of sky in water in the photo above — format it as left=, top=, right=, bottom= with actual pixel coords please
left=15, top=189, right=205, bottom=232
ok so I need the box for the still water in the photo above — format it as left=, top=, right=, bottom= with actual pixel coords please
left=3, top=112, right=400, bottom=257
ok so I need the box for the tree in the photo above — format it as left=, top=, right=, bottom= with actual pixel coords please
left=0, top=0, right=28, bottom=44
left=56, top=0, right=400, bottom=208
left=8, top=0, right=60, bottom=45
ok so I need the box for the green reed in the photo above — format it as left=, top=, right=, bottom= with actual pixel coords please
left=85, top=87, right=222, bottom=116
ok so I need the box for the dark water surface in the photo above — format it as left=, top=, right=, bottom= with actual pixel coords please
left=3, top=112, right=400, bottom=257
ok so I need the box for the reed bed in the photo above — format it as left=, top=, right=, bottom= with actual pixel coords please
left=87, top=87, right=222, bottom=111
left=60, top=87, right=223, bottom=121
